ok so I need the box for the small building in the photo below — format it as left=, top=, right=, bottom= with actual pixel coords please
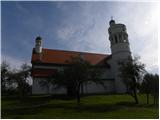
left=31, top=19, right=131, bottom=94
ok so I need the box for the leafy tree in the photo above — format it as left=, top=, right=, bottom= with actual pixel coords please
left=118, top=57, right=146, bottom=104
left=140, top=73, right=159, bottom=105
left=1, top=61, right=12, bottom=95
left=1, top=61, right=32, bottom=96
left=54, top=69, right=77, bottom=96
left=140, top=73, right=153, bottom=104
left=12, top=63, right=31, bottom=97
left=1, top=61, right=17, bottom=95
left=151, top=74, right=159, bottom=105
left=42, top=56, right=103, bottom=103
left=61, top=56, right=103, bottom=103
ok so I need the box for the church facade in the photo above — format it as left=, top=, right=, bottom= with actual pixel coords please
left=31, top=19, right=131, bottom=94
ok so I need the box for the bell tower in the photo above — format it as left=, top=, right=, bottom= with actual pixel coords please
left=108, top=19, right=132, bottom=93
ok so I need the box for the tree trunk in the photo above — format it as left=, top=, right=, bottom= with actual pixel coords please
left=156, top=97, right=158, bottom=105
left=77, top=83, right=81, bottom=104
left=133, top=88, right=139, bottom=104
left=132, top=77, right=139, bottom=104
left=146, top=93, right=149, bottom=104
left=47, top=85, right=50, bottom=94
left=154, top=95, right=156, bottom=105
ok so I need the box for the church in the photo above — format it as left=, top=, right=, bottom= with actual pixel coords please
left=31, top=19, right=131, bottom=94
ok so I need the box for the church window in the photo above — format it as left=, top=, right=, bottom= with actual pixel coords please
left=123, top=34, right=128, bottom=42
left=122, top=26, right=126, bottom=31
left=119, top=34, right=122, bottom=42
left=123, top=28, right=125, bottom=31
left=115, top=35, right=118, bottom=43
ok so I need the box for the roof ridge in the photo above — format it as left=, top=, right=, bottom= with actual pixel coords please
left=42, top=48, right=110, bottom=56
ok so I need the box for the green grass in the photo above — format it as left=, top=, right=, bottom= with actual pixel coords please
left=1, top=94, right=159, bottom=119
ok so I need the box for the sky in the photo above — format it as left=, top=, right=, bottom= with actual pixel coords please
left=1, top=1, right=159, bottom=74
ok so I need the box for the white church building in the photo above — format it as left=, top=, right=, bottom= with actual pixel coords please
left=31, top=19, right=131, bottom=94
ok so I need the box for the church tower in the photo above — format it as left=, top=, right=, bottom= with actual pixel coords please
left=35, top=36, right=42, bottom=54
left=108, top=19, right=132, bottom=93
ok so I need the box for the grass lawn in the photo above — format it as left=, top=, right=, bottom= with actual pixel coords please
left=1, top=94, right=159, bottom=119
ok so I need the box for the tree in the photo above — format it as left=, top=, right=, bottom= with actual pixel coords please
left=140, top=73, right=153, bottom=104
left=1, top=61, right=12, bottom=95
left=140, top=73, right=159, bottom=105
left=118, top=57, right=146, bottom=104
left=151, top=74, right=159, bottom=105
left=44, top=56, right=103, bottom=103
left=55, top=70, right=77, bottom=96
left=65, top=56, right=103, bottom=103
left=12, top=63, right=31, bottom=97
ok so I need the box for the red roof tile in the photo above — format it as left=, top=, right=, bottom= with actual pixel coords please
left=31, top=48, right=110, bottom=65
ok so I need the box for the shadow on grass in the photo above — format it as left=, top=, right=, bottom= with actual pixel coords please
left=38, top=101, right=124, bottom=113
left=116, top=101, right=159, bottom=108
left=2, top=95, right=51, bottom=118
left=2, top=95, right=159, bottom=119
left=2, top=102, right=123, bottom=119
left=3, top=96, right=51, bottom=108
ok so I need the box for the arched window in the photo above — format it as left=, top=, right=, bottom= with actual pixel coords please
left=123, top=34, right=128, bottom=43
left=111, top=37, right=114, bottom=45
left=115, top=35, right=118, bottom=43
left=119, top=34, right=122, bottom=42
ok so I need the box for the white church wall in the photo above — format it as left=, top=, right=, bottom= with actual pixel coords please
left=32, top=78, right=115, bottom=94
left=111, top=43, right=131, bottom=56
left=84, top=80, right=115, bottom=94
left=50, top=87, right=67, bottom=94
left=100, top=67, right=114, bottom=79
left=32, top=77, right=67, bottom=94
left=32, top=64, right=116, bottom=94
left=111, top=52, right=129, bottom=93
left=112, top=47, right=131, bottom=93
left=32, top=78, right=49, bottom=94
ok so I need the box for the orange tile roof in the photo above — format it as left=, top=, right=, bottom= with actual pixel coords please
left=31, top=48, right=110, bottom=65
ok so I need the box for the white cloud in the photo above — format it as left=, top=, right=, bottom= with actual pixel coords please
left=15, top=2, right=29, bottom=15
left=1, top=54, right=31, bottom=70
left=57, top=2, right=159, bottom=74
left=55, top=3, right=111, bottom=54
left=125, top=3, right=159, bottom=73
left=57, top=26, right=75, bottom=41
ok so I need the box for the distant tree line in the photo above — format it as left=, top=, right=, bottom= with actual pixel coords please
left=140, top=73, right=159, bottom=104
left=1, top=61, right=32, bottom=97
